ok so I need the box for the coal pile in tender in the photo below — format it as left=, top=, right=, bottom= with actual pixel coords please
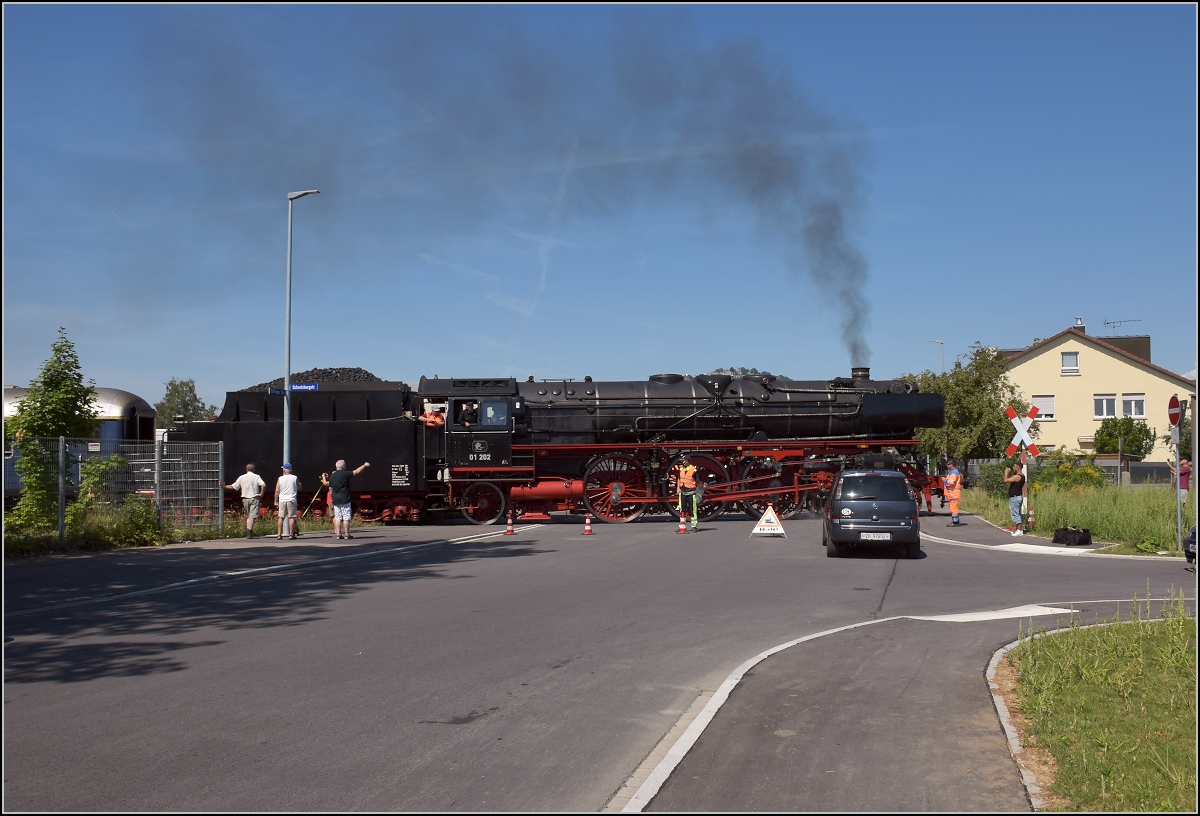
left=241, top=367, right=383, bottom=392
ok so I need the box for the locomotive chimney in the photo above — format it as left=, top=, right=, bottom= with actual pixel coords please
left=851, top=366, right=870, bottom=384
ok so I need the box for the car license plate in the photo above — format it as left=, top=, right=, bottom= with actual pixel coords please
left=861, top=532, right=891, bottom=541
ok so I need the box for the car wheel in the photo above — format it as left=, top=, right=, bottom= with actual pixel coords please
left=826, top=531, right=841, bottom=558
left=906, top=539, right=920, bottom=559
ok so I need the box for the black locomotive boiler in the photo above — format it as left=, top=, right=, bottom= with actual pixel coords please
left=170, top=367, right=943, bottom=525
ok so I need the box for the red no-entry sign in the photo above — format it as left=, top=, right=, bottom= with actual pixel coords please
left=1168, top=395, right=1181, bottom=426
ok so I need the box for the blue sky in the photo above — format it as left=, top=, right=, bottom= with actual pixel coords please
left=4, top=4, right=1196, bottom=410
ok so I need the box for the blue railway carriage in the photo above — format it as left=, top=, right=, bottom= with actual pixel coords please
left=3, top=386, right=157, bottom=443
left=4, top=385, right=158, bottom=508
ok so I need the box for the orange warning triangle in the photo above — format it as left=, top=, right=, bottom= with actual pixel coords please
left=750, top=504, right=787, bottom=537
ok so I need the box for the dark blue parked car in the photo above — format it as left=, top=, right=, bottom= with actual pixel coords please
left=823, top=468, right=921, bottom=559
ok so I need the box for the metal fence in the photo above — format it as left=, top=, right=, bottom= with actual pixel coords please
left=4, top=436, right=225, bottom=539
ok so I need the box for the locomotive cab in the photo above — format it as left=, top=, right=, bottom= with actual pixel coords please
left=419, top=399, right=449, bottom=481
left=447, top=397, right=513, bottom=469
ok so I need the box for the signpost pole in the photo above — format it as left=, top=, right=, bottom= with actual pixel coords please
left=1176, top=431, right=1183, bottom=555
left=1192, top=393, right=1198, bottom=519
left=1169, top=395, right=1183, bottom=553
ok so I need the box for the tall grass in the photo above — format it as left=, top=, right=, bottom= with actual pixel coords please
left=1007, top=590, right=1196, bottom=811
left=964, top=484, right=1195, bottom=553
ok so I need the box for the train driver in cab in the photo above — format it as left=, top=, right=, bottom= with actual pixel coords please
left=458, top=401, right=479, bottom=427
left=420, top=405, right=446, bottom=427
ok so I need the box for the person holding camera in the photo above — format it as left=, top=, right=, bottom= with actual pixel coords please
left=1004, top=459, right=1026, bottom=536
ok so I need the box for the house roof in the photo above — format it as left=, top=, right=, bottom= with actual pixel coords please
left=1005, top=327, right=1196, bottom=387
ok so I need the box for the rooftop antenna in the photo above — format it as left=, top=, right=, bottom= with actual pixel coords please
left=1103, top=318, right=1142, bottom=335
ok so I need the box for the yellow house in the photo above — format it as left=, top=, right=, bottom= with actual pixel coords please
left=1003, top=321, right=1195, bottom=463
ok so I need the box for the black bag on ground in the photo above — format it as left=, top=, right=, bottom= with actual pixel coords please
left=1053, top=527, right=1091, bottom=546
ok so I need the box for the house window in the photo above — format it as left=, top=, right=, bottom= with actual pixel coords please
left=1061, top=352, right=1079, bottom=375
left=1032, top=395, right=1055, bottom=421
left=1122, top=394, right=1145, bottom=418
left=1094, top=394, right=1116, bottom=419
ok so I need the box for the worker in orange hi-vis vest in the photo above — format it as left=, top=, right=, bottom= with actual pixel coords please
left=943, top=459, right=963, bottom=527
left=420, top=406, right=446, bottom=427
left=677, top=462, right=699, bottom=529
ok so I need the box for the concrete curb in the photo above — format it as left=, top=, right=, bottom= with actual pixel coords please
left=986, top=640, right=1046, bottom=811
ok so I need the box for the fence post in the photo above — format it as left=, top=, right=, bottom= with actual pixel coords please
left=154, top=436, right=163, bottom=526
left=57, top=436, right=66, bottom=544
left=218, top=441, right=225, bottom=534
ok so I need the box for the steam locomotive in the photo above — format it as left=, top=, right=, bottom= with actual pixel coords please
left=169, top=367, right=944, bottom=525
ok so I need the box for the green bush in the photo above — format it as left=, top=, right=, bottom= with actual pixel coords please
left=980, top=460, right=1015, bottom=498
left=6, top=439, right=60, bottom=535
left=65, top=454, right=128, bottom=534
left=1030, top=449, right=1107, bottom=492
left=68, top=496, right=164, bottom=551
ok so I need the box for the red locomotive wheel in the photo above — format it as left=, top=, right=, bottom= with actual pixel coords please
left=583, top=453, right=652, bottom=523
left=665, top=452, right=730, bottom=522
left=460, top=481, right=506, bottom=525
left=739, top=460, right=802, bottom=520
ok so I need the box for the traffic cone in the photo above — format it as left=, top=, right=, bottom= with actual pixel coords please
left=677, top=514, right=689, bottom=534
left=583, top=513, right=595, bottom=535
left=505, top=511, right=515, bottom=535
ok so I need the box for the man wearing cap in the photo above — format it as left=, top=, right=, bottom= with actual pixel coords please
left=420, top=406, right=446, bottom=427
left=275, top=463, right=301, bottom=540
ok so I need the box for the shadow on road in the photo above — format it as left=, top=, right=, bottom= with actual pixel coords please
left=4, top=537, right=550, bottom=684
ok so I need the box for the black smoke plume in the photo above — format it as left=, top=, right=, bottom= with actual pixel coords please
left=140, top=8, right=872, bottom=363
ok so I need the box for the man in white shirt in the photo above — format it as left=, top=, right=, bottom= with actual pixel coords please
left=275, top=463, right=301, bottom=540
left=222, top=464, right=265, bottom=538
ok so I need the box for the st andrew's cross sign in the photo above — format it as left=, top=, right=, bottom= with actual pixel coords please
left=1005, top=405, right=1040, bottom=458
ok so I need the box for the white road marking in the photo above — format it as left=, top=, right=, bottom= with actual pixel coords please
left=920, top=532, right=1157, bottom=560
left=618, top=598, right=1161, bottom=812
left=621, top=616, right=901, bottom=812
left=910, top=604, right=1074, bottom=622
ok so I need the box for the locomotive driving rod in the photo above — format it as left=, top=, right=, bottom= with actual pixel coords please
left=509, top=478, right=821, bottom=506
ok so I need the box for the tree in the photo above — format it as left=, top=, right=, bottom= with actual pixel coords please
left=1094, top=417, right=1157, bottom=459
left=5, top=328, right=99, bottom=532
left=903, top=342, right=1032, bottom=464
left=155, top=378, right=218, bottom=427
left=1159, top=416, right=1193, bottom=459
left=5, top=327, right=99, bottom=442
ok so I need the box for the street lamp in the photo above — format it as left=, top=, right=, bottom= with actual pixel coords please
left=284, top=189, right=320, bottom=467
left=929, top=340, right=944, bottom=374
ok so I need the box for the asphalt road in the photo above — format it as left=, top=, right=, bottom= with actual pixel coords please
left=4, top=511, right=1195, bottom=812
